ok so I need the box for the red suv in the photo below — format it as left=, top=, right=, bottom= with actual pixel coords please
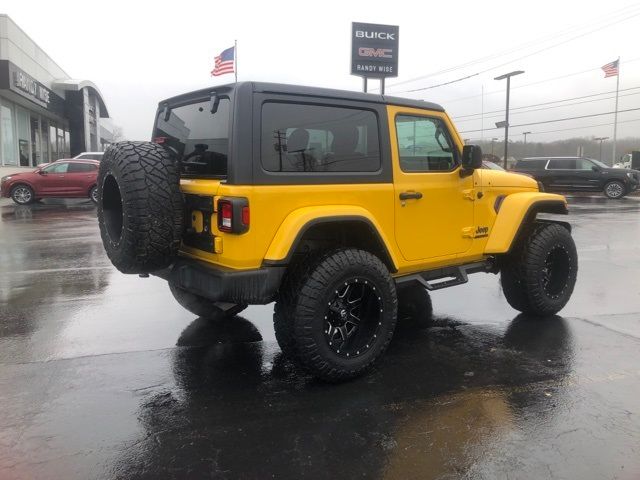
left=0, top=159, right=100, bottom=205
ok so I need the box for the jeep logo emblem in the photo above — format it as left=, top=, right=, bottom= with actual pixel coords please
left=475, top=226, right=489, bottom=237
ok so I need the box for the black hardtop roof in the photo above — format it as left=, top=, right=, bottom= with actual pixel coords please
left=158, top=81, right=444, bottom=112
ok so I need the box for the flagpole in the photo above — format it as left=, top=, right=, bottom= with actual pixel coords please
left=612, top=56, right=620, bottom=165
left=234, top=39, right=238, bottom=83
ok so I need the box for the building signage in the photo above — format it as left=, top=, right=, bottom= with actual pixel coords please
left=13, top=69, right=50, bottom=106
left=0, top=60, right=65, bottom=116
left=351, top=22, right=399, bottom=78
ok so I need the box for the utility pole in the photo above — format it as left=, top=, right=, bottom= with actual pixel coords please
left=495, top=70, right=525, bottom=169
left=523, top=131, right=531, bottom=156
left=612, top=57, right=620, bottom=165
left=594, top=136, right=609, bottom=162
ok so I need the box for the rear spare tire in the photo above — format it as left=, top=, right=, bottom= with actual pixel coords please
left=97, top=141, right=184, bottom=273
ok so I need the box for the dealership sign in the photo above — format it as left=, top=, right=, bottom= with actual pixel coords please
left=351, top=22, right=399, bottom=78
left=13, top=69, right=50, bottom=106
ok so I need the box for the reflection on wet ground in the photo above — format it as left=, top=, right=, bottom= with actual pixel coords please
left=1, top=197, right=639, bottom=479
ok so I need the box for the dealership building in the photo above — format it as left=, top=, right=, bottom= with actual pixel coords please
left=0, top=14, right=116, bottom=167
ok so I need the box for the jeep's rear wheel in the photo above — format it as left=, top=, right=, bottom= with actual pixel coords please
left=97, top=141, right=184, bottom=273
left=501, top=223, right=578, bottom=316
left=169, top=282, right=247, bottom=319
left=276, top=249, right=397, bottom=381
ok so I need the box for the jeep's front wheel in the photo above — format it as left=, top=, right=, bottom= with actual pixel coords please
left=500, top=223, right=578, bottom=316
left=276, top=249, right=398, bottom=381
left=169, top=282, right=247, bottom=319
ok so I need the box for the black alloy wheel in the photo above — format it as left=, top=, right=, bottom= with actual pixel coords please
left=324, top=278, right=384, bottom=358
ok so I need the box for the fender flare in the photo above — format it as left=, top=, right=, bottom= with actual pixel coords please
left=484, top=193, right=569, bottom=254
left=263, top=205, right=398, bottom=271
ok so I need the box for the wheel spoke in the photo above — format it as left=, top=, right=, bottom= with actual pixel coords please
left=324, top=278, right=382, bottom=357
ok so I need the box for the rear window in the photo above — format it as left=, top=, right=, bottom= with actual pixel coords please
left=154, top=98, right=230, bottom=177
left=77, top=154, right=103, bottom=160
left=516, top=159, right=547, bottom=170
left=260, top=102, right=380, bottom=173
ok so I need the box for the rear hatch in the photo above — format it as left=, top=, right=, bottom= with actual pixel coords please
left=152, top=90, right=233, bottom=253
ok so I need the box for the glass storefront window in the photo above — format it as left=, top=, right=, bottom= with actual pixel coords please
left=64, top=130, right=70, bottom=158
left=1, top=103, right=17, bottom=166
left=57, top=128, right=66, bottom=159
left=41, top=119, right=50, bottom=163
left=16, top=108, right=30, bottom=166
left=50, top=124, right=58, bottom=161
left=30, top=116, right=41, bottom=165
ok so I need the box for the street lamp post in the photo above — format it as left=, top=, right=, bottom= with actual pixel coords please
left=495, top=70, right=525, bottom=169
left=523, top=131, right=532, bottom=157
left=594, top=136, right=609, bottom=162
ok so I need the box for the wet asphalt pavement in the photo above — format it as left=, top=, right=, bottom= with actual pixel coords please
left=1, top=196, right=639, bottom=480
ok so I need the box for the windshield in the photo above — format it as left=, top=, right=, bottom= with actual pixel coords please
left=153, top=97, right=231, bottom=177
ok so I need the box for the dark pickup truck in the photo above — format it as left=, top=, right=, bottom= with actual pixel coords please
left=513, top=156, right=640, bottom=199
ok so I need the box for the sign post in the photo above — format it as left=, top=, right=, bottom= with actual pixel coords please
left=351, top=22, right=399, bottom=93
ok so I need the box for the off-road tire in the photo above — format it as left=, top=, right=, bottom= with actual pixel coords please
left=97, top=141, right=184, bottom=273
left=169, top=282, right=247, bottom=319
left=501, top=222, right=577, bottom=316
left=603, top=180, right=626, bottom=199
left=11, top=184, right=35, bottom=205
left=397, top=283, right=433, bottom=321
left=273, top=256, right=309, bottom=358
left=277, top=249, right=397, bottom=382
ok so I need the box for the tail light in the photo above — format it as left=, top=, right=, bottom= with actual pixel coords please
left=152, top=136, right=168, bottom=144
left=217, top=198, right=249, bottom=234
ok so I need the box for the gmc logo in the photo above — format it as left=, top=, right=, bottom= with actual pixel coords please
left=355, top=30, right=396, bottom=40
left=358, top=47, right=393, bottom=58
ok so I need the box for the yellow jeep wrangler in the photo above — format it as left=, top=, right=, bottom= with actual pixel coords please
left=97, top=82, right=577, bottom=381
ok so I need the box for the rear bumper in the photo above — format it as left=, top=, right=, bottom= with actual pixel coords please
left=155, top=257, right=285, bottom=305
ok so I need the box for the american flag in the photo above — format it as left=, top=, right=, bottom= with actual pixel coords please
left=601, top=59, right=619, bottom=78
left=211, top=46, right=235, bottom=76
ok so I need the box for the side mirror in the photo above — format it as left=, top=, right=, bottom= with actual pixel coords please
left=591, top=165, right=600, bottom=172
left=38, top=169, right=46, bottom=175
left=461, top=145, right=483, bottom=171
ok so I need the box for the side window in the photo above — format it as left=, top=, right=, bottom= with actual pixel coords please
left=68, top=162, right=97, bottom=173
left=521, top=160, right=547, bottom=170
left=547, top=159, right=576, bottom=170
left=395, top=115, right=457, bottom=172
left=43, top=162, right=68, bottom=173
left=261, top=102, right=380, bottom=172
left=576, top=158, right=595, bottom=170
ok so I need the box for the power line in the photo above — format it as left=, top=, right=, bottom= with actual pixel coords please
left=513, top=117, right=640, bottom=136
left=458, top=107, right=640, bottom=134
left=453, top=88, right=640, bottom=123
left=436, top=57, right=640, bottom=105
left=382, top=4, right=640, bottom=91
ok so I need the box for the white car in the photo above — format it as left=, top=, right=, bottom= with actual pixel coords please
left=73, top=152, right=104, bottom=161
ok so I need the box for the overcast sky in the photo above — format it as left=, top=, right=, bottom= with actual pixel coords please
left=6, top=0, right=640, bottom=143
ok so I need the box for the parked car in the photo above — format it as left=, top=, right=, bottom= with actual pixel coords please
left=513, top=156, right=640, bottom=199
left=0, top=159, right=100, bottom=205
left=74, top=152, right=104, bottom=161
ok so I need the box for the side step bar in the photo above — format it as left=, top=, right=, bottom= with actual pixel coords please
left=395, top=260, right=496, bottom=291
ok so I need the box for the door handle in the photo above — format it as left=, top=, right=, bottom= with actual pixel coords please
left=399, top=191, right=423, bottom=200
